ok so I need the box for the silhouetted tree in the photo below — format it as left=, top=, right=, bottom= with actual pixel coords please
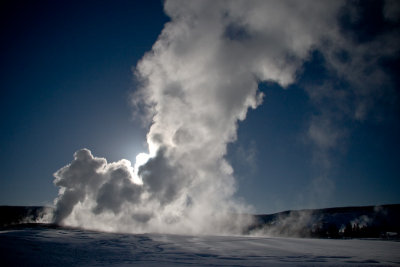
left=327, top=224, right=339, bottom=238
left=344, top=222, right=353, bottom=237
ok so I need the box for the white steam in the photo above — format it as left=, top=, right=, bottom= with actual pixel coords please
left=52, top=0, right=398, bottom=234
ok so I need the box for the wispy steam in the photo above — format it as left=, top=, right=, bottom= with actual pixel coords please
left=52, top=0, right=399, bottom=234
left=300, top=0, right=400, bottom=207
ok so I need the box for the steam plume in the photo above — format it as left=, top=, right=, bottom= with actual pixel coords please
left=52, top=0, right=399, bottom=234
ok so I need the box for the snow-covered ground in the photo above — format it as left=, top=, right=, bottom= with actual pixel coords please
left=1, top=226, right=399, bottom=266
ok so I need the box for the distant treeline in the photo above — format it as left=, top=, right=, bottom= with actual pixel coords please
left=249, top=204, right=400, bottom=239
left=0, top=206, right=52, bottom=227
left=310, top=221, right=396, bottom=239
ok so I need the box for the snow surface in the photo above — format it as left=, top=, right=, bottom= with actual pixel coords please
left=1, top=227, right=399, bottom=266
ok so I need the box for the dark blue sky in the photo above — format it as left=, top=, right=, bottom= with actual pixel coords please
left=0, top=0, right=167, bottom=205
left=1, top=0, right=399, bottom=213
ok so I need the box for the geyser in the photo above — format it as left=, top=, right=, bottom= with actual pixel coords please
left=52, top=0, right=399, bottom=234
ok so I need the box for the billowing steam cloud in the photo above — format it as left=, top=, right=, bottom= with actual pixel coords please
left=52, top=0, right=399, bottom=234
